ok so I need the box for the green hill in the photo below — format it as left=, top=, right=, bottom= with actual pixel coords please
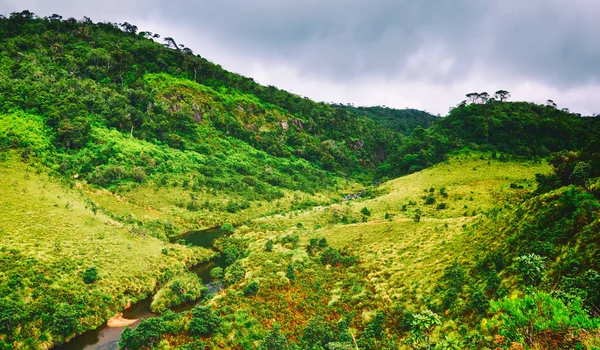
left=1, top=10, right=600, bottom=350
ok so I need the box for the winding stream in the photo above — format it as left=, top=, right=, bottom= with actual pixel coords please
left=55, top=227, right=228, bottom=350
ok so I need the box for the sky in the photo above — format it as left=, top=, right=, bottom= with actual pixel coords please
left=2, top=0, right=600, bottom=116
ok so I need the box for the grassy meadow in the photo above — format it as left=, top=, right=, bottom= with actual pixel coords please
left=0, top=153, right=213, bottom=348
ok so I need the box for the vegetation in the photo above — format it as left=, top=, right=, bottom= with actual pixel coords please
left=0, top=10, right=599, bottom=350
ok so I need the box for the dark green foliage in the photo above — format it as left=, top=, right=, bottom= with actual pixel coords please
left=357, top=312, right=386, bottom=349
left=360, top=206, right=371, bottom=216
left=82, top=267, right=98, bottom=284
left=436, top=202, right=447, bottom=210
left=413, top=209, right=422, bottom=223
left=120, top=311, right=184, bottom=350
left=558, top=269, right=600, bottom=315
left=307, top=237, right=328, bottom=256
left=468, top=289, right=488, bottom=314
left=378, top=101, right=600, bottom=179
left=224, top=261, right=246, bottom=286
left=281, top=234, right=300, bottom=249
left=188, top=305, right=221, bottom=337
left=334, top=105, right=437, bottom=135
left=286, top=263, right=295, bottom=282
left=513, top=254, right=546, bottom=287
left=319, top=247, right=357, bottom=267
left=264, top=239, right=274, bottom=252
left=243, top=280, right=259, bottom=296
left=301, top=316, right=334, bottom=348
left=220, top=223, right=235, bottom=234
left=438, top=262, right=466, bottom=310
left=259, top=323, right=293, bottom=350
left=209, top=267, right=224, bottom=280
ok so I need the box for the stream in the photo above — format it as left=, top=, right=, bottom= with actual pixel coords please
left=54, top=227, right=228, bottom=350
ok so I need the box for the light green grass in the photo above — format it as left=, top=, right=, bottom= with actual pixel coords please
left=0, top=154, right=212, bottom=348
left=249, top=154, right=551, bottom=306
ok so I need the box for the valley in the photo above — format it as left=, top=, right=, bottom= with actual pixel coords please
left=0, top=11, right=599, bottom=350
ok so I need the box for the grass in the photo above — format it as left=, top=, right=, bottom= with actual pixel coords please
left=0, top=153, right=212, bottom=348
left=213, top=153, right=553, bottom=340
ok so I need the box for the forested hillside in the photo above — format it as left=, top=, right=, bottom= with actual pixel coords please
left=1, top=10, right=599, bottom=350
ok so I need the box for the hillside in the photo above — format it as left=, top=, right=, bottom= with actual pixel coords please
left=1, top=10, right=599, bottom=350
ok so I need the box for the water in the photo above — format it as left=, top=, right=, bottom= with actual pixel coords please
left=55, top=227, right=228, bottom=350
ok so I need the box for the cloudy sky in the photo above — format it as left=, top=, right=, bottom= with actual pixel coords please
left=2, top=0, right=599, bottom=115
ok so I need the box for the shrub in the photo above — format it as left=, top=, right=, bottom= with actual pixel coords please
left=490, top=292, right=599, bottom=348
left=286, top=263, right=295, bottom=282
left=424, top=196, right=436, bottom=205
left=259, top=323, right=293, bottom=350
left=513, top=254, right=546, bottom=287
left=436, top=202, right=448, bottom=210
left=360, top=206, right=371, bottom=216
left=224, top=261, right=246, bottom=286
left=82, top=267, right=98, bottom=284
left=264, top=239, right=274, bottom=252
left=243, top=281, right=259, bottom=296
left=188, top=305, right=221, bottom=337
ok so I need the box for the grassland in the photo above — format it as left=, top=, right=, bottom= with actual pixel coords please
left=0, top=153, right=213, bottom=348
left=191, top=153, right=553, bottom=348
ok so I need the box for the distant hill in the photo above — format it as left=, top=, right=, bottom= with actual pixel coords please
left=378, top=100, right=600, bottom=178
left=332, top=105, right=438, bottom=135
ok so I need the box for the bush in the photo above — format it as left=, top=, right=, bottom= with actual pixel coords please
left=360, top=206, right=371, bottom=216
left=436, top=202, right=448, bottom=210
left=151, top=273, right=205, bottom=313
left=424, top=196, right=436, bottom=205
left=513, top=254, right=545, bottom=287
left=259, top=323, right=293, bottom=350
left=224, top=261, right=246, bottom=286
left=264, top=239, right=274, bottom=252
left=490, top=292, right=599, bottom=348
left=188, top=305, right=222, bottom=337
left=82, top=267, right=98, bottom=284
left=243, top=281, right=259, bottom=296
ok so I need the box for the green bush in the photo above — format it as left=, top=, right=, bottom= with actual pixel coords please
left=188, top=305, right=222, bottom=337
left=490, top=292, right=598, bottom=348
left=82, top=267, right=98, bottom=284
left=243, top=281, right=259, bottom=296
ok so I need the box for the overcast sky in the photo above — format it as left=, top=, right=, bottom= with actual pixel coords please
left=2, top=0, right=600, bottom=115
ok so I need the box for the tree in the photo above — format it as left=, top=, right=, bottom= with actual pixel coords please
left=466, top=92, right=480, bottom=104
left=414, top=208, right=422, bottom=223
left=514, top=254, right=546, bottom=287
left=286, top=263, right=295, bottom=282
left=188, top=305, right=221, bottom=337
left=264, top=239, right=274, bottom=252
left=570, top=161, right=592, bottom=188
left=259, top=323, right=293, bottom=350
left=479, top=92, right=490, bottom=103
left=82, top=267, right=98, bottom=284
left=210, top=267, right=224, bottom=280
left=494, top=90, right=510, bottom=102
left=546, top=99, right=557, bottom=108
left=410, top=309, right=441, bottom=350
left=119, top=22, right=138, bottom=34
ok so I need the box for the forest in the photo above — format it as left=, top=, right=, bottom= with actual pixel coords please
left=0, top=10, right=599, bottom=350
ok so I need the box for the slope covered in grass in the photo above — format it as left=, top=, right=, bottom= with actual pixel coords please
left=0, top=154, right=213, bottom=349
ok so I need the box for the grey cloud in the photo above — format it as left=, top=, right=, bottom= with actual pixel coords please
left=153, top=0, right=600, bottom=86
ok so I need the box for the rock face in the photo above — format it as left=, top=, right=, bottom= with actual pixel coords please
left=107, top=313, right=138, bottom=328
